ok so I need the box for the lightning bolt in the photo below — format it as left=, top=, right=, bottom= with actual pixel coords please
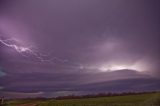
left=0, top=36, right=65, bottom=63
left=0, top=38, right=32, bottom=53
left=0, top=37, right=45, bottom=61
left=0, top=36, right=83, bottom=69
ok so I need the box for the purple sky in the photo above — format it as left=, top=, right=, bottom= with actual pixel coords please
left=0, top=0, right=160, bottom=98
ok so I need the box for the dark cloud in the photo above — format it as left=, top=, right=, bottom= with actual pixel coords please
left=0, top=0, right=160, bottom=98
left=0, top=69, right=156, bottom=93
left=0, top=68, right=6, bottom=77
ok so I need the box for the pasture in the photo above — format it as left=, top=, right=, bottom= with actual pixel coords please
left=4, top=92, right=160, bottom=106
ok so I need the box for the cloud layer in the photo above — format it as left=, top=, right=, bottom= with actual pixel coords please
left=0, top=0, right=160, bottom=98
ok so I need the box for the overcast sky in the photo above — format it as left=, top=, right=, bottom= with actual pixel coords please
left=0, top=0, right=160, bottom=98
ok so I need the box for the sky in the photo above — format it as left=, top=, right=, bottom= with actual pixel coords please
left=0, top=0, right=160, bottom=98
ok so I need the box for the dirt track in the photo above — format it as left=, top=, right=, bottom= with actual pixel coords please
left=16, top=103, right=37, bottom=106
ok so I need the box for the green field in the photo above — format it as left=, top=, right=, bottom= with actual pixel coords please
left=5, top=93, right=160, bottom=106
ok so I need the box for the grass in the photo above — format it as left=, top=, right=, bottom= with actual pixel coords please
left=4, top=99, right=41, bottom=106
left=5, top=92, right=160, bottom=106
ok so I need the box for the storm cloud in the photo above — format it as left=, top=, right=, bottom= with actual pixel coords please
left=0, top=0, right=160, bottom=98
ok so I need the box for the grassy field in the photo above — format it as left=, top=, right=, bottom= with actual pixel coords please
left=5, top=92, right=160, bottom=106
